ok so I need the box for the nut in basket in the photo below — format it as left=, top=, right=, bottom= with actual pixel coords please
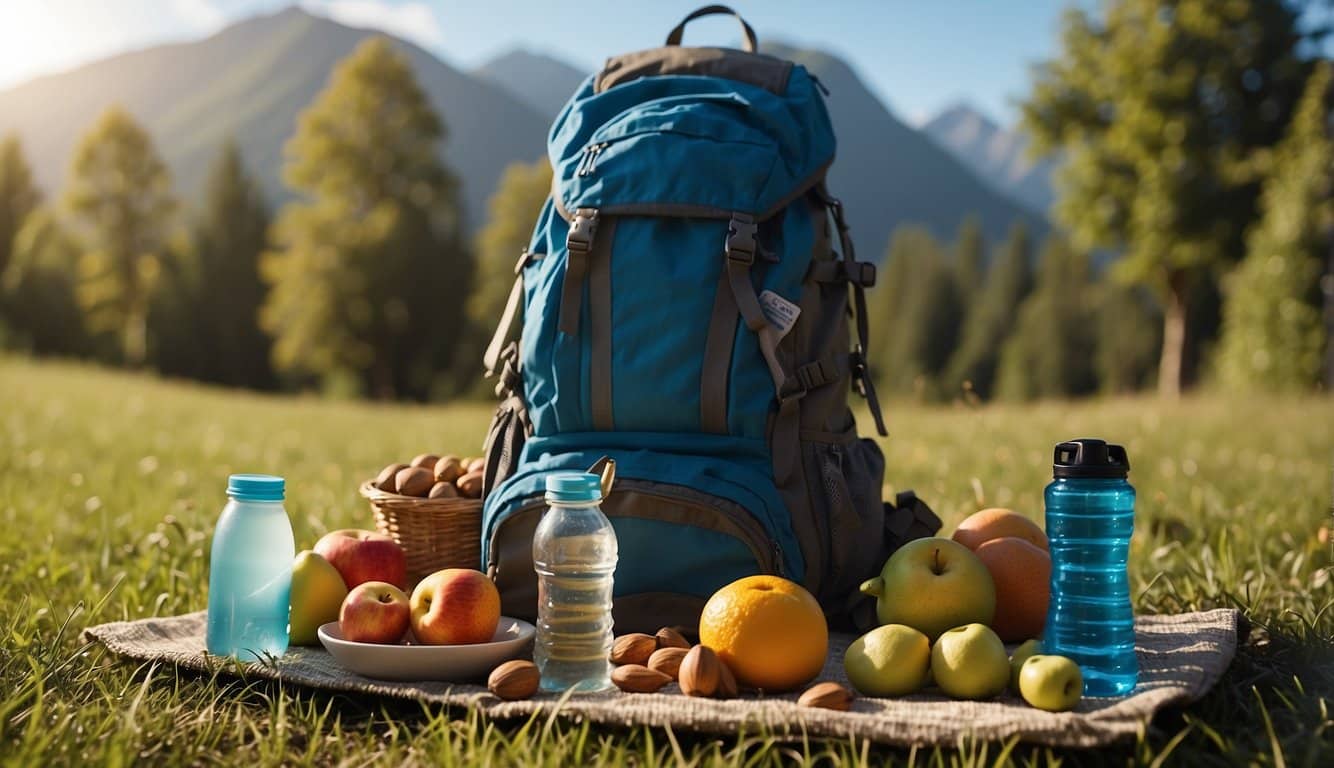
left=362, top=456, right=486, bottom=583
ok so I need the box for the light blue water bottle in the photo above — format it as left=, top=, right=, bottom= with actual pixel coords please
left=1044, top=439, right=1137, bottom=696
left=206, top=474, right=295, bottom=661
left=533, top=473, right=618, bottom=692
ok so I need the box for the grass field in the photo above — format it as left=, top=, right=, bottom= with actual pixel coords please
left=1, top=355, right=1331, bottom=766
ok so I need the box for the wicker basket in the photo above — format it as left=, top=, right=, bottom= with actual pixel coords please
left=360, top=481, right=482, bottom=583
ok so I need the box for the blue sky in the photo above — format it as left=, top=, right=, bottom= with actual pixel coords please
left=0, top=1, right=1328, bottom=127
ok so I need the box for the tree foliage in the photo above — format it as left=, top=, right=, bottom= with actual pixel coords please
left=942, top=222, right=1034, bottom=399
left=185, top=141, right=274, bottom=389
left=62, top=107, right=179, bottom=366
left=261, top=37, right=471, bottom=400
left=0, top=135, right=39, bottom=287
left=2, top=207, right=88, bottom=356
left=1216, top=60, right=1331, bottom=392
left=872, top=226, right=962, bottom=397
left=997, top=235, right=1098, bottom=400
left=1021, top=0, right=1310, bottom=396
left=458, top=156, right=551, bottom=389
left=1095, top=284, right=1162, bottom=394
left=952, top=215, right=986, bottom=309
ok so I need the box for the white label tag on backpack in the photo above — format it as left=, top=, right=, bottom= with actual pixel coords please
left=758, top=290, right=801, bottom=339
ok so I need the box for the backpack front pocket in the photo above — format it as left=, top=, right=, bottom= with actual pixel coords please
left=487, top=478, right=784, bottom=633
left=799, top=429, right=887, bottom=611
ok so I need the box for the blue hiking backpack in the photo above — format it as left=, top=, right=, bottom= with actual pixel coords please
left=480, top=5, right=939, bottom=632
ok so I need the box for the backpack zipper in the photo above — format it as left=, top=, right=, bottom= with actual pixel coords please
left=577, top=142, right=609, bottom=177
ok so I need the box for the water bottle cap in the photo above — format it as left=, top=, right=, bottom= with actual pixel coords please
left=544, top=472, right=602, bottom=503
left=226, top=474, right=285, bottom=502
left=1053, top=439, right=1129, bottom=479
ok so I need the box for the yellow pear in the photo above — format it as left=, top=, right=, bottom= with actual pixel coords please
left=289, top=550, right=348, bottom=645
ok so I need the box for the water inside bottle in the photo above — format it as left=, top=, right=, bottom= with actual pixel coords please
left=534, top=530, right=616, bottom=693
left=1045, top=484, right=1138, bottom=696
left=206, top=555, right=292, bottom=661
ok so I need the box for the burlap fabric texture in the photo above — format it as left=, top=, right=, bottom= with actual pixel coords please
left=84, top=608, right=1239, bottom=748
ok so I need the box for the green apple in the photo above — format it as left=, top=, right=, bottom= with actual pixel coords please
left=844, top=624, right=931, bottom=697
left=930, top=623, right=1009, bottom=700
left=1009, top=638, right=1042, bottom=691
left=860, top=537, right=996, bottom=641
left=289, top=550, right=348, bottom=645
left=1018, top=655, right=1083, bottom=712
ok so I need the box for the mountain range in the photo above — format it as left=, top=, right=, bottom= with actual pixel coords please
left=0, top=7, right=1044, bottom=251
left=921, top=103, right=1058, bottom=216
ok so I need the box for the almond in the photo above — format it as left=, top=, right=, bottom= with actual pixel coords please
left=455, top=470, right=484, bottom=499
left=716, top=659, right=738, bottom=699
left=646, top=646, right=688, bottom=680
left=678, top=645, right=721, bottom=697
left=609, top=633, right=657, bottom=666
left=488, top=660, right=540, bottom=700
left=797, top=681, right=854, bottom=711
left=654, top=627, right=690, bottom=650
left=434, top=455, right=464, bottom=484
left=467, top=457, right=486, bottom=474
left=611, top=664, right=672, bottom=693
left=375, top=463, right=408, bottom=492
left=394, top=466, right=434, bottom=497
left=410, top=453, right=440, bottom=470
left=428, top=481, right=458, bottom=499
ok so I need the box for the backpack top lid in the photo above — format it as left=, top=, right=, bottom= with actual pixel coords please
left=547, top=5, right=836, bottom=222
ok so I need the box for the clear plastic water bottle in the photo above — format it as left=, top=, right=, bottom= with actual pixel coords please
left=1043, top=439, right=1137, bottom=696
left=206, top=474, right=295, bottom=661
left=532, top=472, right=618, bottom=692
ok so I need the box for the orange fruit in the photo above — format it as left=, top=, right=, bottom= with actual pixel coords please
left=973, top=537, right=1051, bottom=642
left=952, top=508, right=1048, bottom=552
left=698, top=575, right=827, bottom=692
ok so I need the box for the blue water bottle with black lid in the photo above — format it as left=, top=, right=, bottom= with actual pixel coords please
left=1043, top=438, right=1137, bottom=696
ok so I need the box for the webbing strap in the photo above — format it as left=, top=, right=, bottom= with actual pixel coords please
left=722, top=212, right=801, bottom=482
left=820, top=186, right=887, bottom=436
left=700, top=266, right=738, bottom=434
left=557, top=208, right=598, bottom=337
left=483, top=250, right=535, bottom=378
left=807, top=259, right=877, bottom=287
left=589, top=217, right=616, bottom=431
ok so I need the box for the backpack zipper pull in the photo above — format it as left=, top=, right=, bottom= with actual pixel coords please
left=578, top=143, right=608, bottom=177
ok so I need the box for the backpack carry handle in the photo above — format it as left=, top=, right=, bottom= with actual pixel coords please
left=665, top=5, right=758, bottom=53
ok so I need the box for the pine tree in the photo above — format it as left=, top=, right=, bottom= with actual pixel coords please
left=1216, top=61, right=1331, bottom=393
left=62, top=107, right=179, bottom=366
left=952, top=215, right=986, bottom=309
left=873, top=226, right=959, bottom=397
left=262, top=37, right=471, bottom=400
left=1, top=207, right=87, bottom=356
left=1021, top=0, right=1310, bottom=397
left=189, top=141, right=274, bottom=389
left=996, top=236, right=1098, bottom=400
left=459, top=156, right=552, bottom=387
left=942, top=221, right=1034, bottom=399
left=1095, top=283, right=1161, bottom=394
left=0, top=135, right=39, bottom=284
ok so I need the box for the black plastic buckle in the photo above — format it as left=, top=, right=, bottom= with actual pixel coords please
left=726, top=214, right=757, bottom=266
left=851, top=260, right=876, bottom=287
left=849, top=347, right=870, bottom=396
left=567, top=209, right=598, bottom=254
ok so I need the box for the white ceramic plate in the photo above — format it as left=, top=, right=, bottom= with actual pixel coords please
left=317, top=617, right=535, bottom=682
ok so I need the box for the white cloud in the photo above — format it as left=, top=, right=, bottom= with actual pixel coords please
left=300, top=0, right=447, bottom=51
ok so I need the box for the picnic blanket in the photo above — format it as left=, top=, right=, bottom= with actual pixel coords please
left=84, top=608, right=1240, bottom=748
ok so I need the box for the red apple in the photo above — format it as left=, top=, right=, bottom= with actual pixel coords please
left=314, top=529, right=407, bottom=590
left=339, top=581, right=410, bottom=644
left=409, top=569, right=501, bottom=645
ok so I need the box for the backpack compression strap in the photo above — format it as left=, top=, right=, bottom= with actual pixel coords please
left=817, top=186, right=888, bottom=437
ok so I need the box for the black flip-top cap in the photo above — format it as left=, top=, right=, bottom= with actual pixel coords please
left=1053, top=438, right=1130, bottom=479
